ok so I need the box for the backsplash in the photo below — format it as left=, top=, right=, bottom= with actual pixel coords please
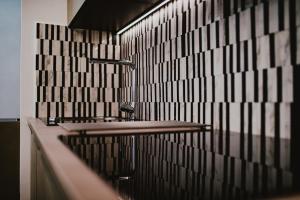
left=35, top=23, right=121, bottom=118
left=34, top=0, right=300, bottom=198
left=120, top=0, right=300, bottom=197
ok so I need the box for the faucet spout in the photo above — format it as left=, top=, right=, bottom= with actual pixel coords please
left=89, top=58, right=135, bottom=70
left=92, top=57, right=137, bottom=119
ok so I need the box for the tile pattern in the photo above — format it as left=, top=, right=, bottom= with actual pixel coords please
left=60, top=131, right=294, bottom=199
left=120, top=0, right=300, bottom=198
left=35, top=23, right=121, bottom=118
left=37, top=0, right=300, bottom=198
left=133, top=132, right=294, bottom=199
left=59, top=135, right=122, bottom=178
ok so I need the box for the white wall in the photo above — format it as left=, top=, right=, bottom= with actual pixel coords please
left=20, top=1, right=67, bottom=199
left=67, top=0, right=85, bottom=24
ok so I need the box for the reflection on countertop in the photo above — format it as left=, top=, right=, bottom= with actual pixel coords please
left=60, top=130, right=299, bottom=200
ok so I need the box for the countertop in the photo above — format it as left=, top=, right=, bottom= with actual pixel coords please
left=27, top=118, right=300, bottom=200
left=27, top=118, right=207, bottom=200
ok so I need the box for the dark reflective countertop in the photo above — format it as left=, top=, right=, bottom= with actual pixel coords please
left=59, top=129, right=300, bottom=200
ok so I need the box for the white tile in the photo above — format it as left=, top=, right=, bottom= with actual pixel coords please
left=232, top=44, right=238, bottom=72
left=190, top=4, right=196, bottom=31
left=230, top=103, right=240, bottom=132
left=62, top=88, right=68, bottom=102
left=215, top=75, right=224, bottom=102
left=246, top=71, right=254, bottom=102
left=240, top=9, right=251, bottom=41
left=52, top=40, right=60, bottom=56
left=267, top=68, right=278, bottom=102
left=198, top=2, right=204, bottom=27
left=296, top=0, right=300, bottom=27
left=297, top=27, right=300, bottom=65
left=275, top=30, right=291, bottom=67
left=210, top=23, right=216, bottom=49
left=235, top=73, right=242, bottom=102
left=62, top=41, right=69, bottom=57
left=73, top=30, right=84, bottom=42
left=257, top=35, right=270, bottom=69
left=205, top=0, right=212, bottom=25
left=269, top=0, right=279, bottom=33
left=280, top=103, right=291, bottom=139
left=201, top=27, right=208, bottom=51
left=229, top=15, right=236, bottom=44
left=44, top=55, right=52, bottom=71
left=255, top=3, right=265, bottom=37
left=39, top=102, right=47, bottom=117
left=205, top=51, right=211, bottom=76
left=282, top=66, right=293, bottom=102
left=38, top=23, right=45, bottom=39
left=252, top=103, right=261, bottom=136
left=219, top=19, right=226, bottom=47
left=265, top=102, right=275, bottom=137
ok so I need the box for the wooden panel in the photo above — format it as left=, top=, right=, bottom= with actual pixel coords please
left=36, top=150, right=67, bottom=200
left=28, top=118, right=120, bottom=200
left=31, top=134, right=37, bottom=200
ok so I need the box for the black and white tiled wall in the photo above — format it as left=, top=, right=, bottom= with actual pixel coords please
left=36, top=0, right=300, bottom=198
left=35, top=23, right=122, bottom=118
left=120, top=0, right=300, bottom=198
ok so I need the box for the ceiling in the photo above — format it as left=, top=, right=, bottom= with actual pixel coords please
left=68, top=0, right=165, bottom=33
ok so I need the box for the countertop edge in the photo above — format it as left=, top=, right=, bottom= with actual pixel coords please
left=27, top=117, right=120, bottom=200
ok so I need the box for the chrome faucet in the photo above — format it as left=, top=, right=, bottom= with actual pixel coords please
left=119, top=64, right=136, bottom=120
left=89, top=58, right=137, bottom=179
left=89, top=58, right=135, bottom=70
left=89, top=58, right=137, bottom=120
left=89, top=57, right=137, bottom=176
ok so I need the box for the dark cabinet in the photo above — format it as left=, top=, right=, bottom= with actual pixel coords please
left=68, top=0, right=165, bottom=33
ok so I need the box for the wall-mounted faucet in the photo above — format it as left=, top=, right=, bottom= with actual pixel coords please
left=89, top=58, right=137, bottom=120
left=89, top=58, right=135, bottom=70
left=89, top=58, right=137, bottom=177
